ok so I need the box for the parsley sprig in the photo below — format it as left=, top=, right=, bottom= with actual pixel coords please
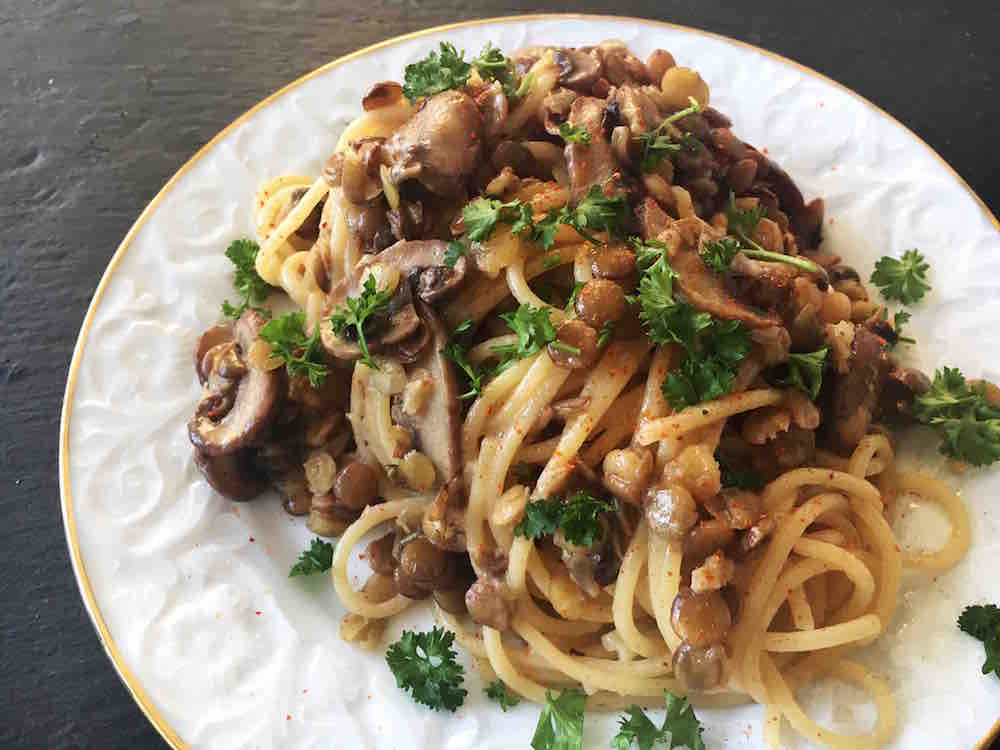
left=631, top=240, right=749, bottom=409
left=530, top=689, right=586, bottom=750
left=558, top=122, right=591, bottom=144
left=870, top=249, right=931, bottom=304
left=492, top=304, right=559, bottom=372
left=958, top=604, right=1000, bottom=680
left=221, top=239, right=272, bottom=319
left=289, top=538, right=335, bottom=577
left=471, top=43, right=524, bottom=100
left=698, top=193, right=827, bottom=279
left=402, top=41, right=523, bottom=103
left=612, top=692, right=706, bottom=750
left=638, top=97, right=703, bottom=171
left=768, top=347, right=828, bottom=400
left=913, top=367, right=1000, bottom=466
left=329, top=275, right=393, bottom=371
left=385, top=626, right=467, bottom=711
left=462, top=197, right=533, bottom=242
left=442, top=340, right=486, bottom=400
left=258, top=312, right=329, bottom=386
left=484, top=680, right=521, bottom=711
left=514, top=490, right=616, bottom=548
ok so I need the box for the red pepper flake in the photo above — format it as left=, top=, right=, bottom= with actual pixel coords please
left=249, top=536, right=255, bottom=542
left=255, top=610, right=262, bottom=616
left=286, top=714, right=292, bottom=721
left=302, top=689, right=309, bottom=694
left=819, top=101, right=825, bottom=108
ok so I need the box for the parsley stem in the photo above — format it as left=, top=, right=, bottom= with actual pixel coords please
left=549, top=341, right=582, bottom=356
left=652, top=96, right=702, bottom=136
left=735, top=233, right=829, bottom=282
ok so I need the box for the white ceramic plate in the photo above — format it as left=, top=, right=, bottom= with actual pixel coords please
left=60, top=15, right=1000, bottom=750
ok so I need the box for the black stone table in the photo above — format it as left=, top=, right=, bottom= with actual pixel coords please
left=1, top=2, right=996, bottom=747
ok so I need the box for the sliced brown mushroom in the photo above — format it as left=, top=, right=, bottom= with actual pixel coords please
left=672, top=246, right=781, bottom=329
left=320, top=240, right=468, bottom=360
left=362, top=81, right=404, bottom=112
left=830, top=327, right=891, bottom=450
left=406, top=300, right=463, bottom=481
left=564, top=96, right=622, bottom=204
left=194, top=449, right=268, bottom=501
left=189, top=311, right=283, bottom=456
left=553, top=48, right=603, bottom=92
left=382, top=89, right=484, bottom=197
left=194, top=324, right=235, bottom=384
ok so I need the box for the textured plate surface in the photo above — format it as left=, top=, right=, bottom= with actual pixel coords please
left=60, top=15, right=1000, bottom=749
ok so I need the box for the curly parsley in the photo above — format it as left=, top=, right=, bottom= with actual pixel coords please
left=402, top=42, right=472, bottom=102
left=221, top=238, right=272, bottom=319
left=913, top=367, right=1000, bottom=466
left=530, top=689, right=586, bottom=750
left=258, top=312, right=329, bottom=386
left=385, top=627, right=467, bottom=711
left=288, top=538, right=335, bottom=577
left=638, top=97, right=703, bottom=171
left=558, top=122, right=591, bottom=144
left=514, top=490, right=616, bottom=548
left=958, top=604, right=1000, bottom=680
left=329, top=275, right=393, bottom=371
left=870, top=249, right=931, bottom=304
left=612, top=692, right=705, bottom=750
left=492, top=304, right=559, bottom=372
left=531, top=185, right=630, bottom=249
left=442, top=339, right=486, bottom=400
left=484, top=679, right=521, bottom=711
left=462, top=197, right=532, bottom=242
left=768, top=347, right=828, bottom=401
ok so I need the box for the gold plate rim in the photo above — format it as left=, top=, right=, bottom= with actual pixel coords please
left=57, top=13, right=1000, bottom=750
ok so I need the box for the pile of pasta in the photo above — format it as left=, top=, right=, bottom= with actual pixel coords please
left=249, top=77, right=970, bottom=750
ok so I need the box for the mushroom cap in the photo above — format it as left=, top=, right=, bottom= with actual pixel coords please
left=194, top=449, right=268, bottom=502
left=189, top=311, right=283, bottom=456
left=194, top=324, right=235, bottom=384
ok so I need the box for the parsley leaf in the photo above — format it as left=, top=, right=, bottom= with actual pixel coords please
left=463, top=197, right=530, bottom=242
left=913, top=367, right=1000, bottom=466
left=471, top=43, right=523, bottom=101
left=563, top=185, right=630, bottom=244
left=385, top=627, right=467, bottom=711
left=289, top=537, right=335, bottom=577
left=445, top=240, right=468, bottom=268
left=402, top=42, right=472, bottom=103
left=442, top=340, right=486, bottom=400
left=221, top=238, right=271, bottom=319
left=725, top=191, right=765, bottom=238
left=492, top=304, right=558, bottom=372
left=532, top=209, right=563, bottom=250
left=612, top=692, right=705, bottom=750
left=720, top=193, right=827, bottom=278
left=259, top=312, right=329, bottom=386
left=484, top=679, right=522, bottom=711
left=769, top=347, right=828, bottom=400
left=699, top=236, right=741, bottom=274
left=638, top=97, right=703, bottom=171
left=530, top=689, right=586, bottom=750
left=892, top=310, right=915, bottom=345
left=329, top=275, right=393, bottom=371
left=598, top=321, right=615, bottom=348
left=514, top=491, right=616, bottom=548
left=958, top=604, right=1000, bottom=680
left=559, top=122, right=591, bottom=144
left=453, top=318, right=474, bottom=335
left=870, top=249, right=931, bottom=304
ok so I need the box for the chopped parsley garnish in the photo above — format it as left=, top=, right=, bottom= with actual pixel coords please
left=892, top=310, right=915, bottom=345
left=442, top=340, right=486, bottom=400
left=913, top=367, right=1000, bottom=466
left=484, top=679, right=521, bottom=711
left=402, top=42, right=472, bottom=103
left=638, top=97, right=703, bottom=171
left=565, top=282, right=585, bottom=313
left=870, top=249, right=931, bottom=304
left=329, top=275, right=393, bottom=371
left=402, top=42, right=524, bottom=104
left=259, top=311, right=329, bottom=386
left=221, top=238, right=271, bottom=319
left=530, top=689, right=586, bottom=750
left=492, top=304, right=559, bottom=372
left=289, top=538, right=335, bottom=577
left=444, top=240, right=468, bottom=268
left=542, top=254, right=561, bottom=270
left=385, top=626, right=467, bottom=711
left=514, top=490, right=616, bottom=548
left=769, top=347, right=828, bottom=400
left=597, top=321, right=615, bottom=348
left=532, top=185, right=630, bottom=249
left=631, top=242, right=749, bottom=409
left=453, top=318, right=474, bottom=335
left=958, top=604, right=1000, bottom=680
left=612, top=692, right=705, bottom=750
left=463, top=197, right=531, bottom=242
left=558, top=122, right=591, bottom=144
left=705, top=193, right=826, bottom=278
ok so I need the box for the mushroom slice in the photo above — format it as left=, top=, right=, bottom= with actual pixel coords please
left=671, top=246, right=781, bottom=329
left=553, top=48, right=603, bottom=92
left=195, top=324, right=235, bottom=384
left=408, top=300, right=463, bottom=482
left=563, top=96, right=621, bottom=204
left=189, top=311, right=282, bottom=456
left=321, top=240, right=469, bottom=360
left=362, top=81, right=404, bottom=112
left=194, top=449, right=268, bottom=502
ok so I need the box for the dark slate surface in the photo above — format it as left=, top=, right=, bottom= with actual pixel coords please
left=1, top=2, right=996, bottom=747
